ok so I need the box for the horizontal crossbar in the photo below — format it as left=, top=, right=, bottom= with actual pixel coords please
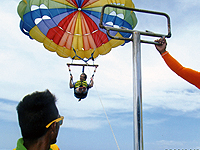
left=67, top=63, right=98, bottom=67
left=99, top=4, right=171, bottom=45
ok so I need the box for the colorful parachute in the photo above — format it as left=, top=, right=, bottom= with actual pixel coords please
left=17, top=0, right=137, bottom=60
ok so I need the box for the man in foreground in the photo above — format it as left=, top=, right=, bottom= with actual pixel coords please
left=14, top=89, right=64, bottom=150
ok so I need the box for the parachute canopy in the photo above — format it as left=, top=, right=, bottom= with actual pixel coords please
left=17, top=0, right=137, bottom=60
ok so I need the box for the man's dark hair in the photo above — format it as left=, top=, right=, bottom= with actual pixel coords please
left=81, top=73, right=87, bottom=80
left=16, top=90, right=58, bottom=140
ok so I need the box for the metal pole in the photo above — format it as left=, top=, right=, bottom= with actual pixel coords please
left=133, top=32, right=143, bottom=150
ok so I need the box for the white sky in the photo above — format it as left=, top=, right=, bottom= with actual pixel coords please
left=0, top=0, right=200, bottom=150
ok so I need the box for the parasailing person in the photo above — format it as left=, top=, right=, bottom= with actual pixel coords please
left=69, top=72, right=94, bottom=101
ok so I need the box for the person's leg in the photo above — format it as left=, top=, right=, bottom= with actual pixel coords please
left=75, top=87, right=83, bottom=93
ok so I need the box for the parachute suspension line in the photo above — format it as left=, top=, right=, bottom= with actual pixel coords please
left=67, top=63, right=98, bottom=83
left=89, top=65, right=97, bottom=84
left=82, top=65, right=85, bottom=73
left=86, top=68, right=120, bottom=150
left=71, top=46, right=96, bottom=63
left=67, top=64, right=73, bottom=83
left=94, top=85, right=120, bottom=150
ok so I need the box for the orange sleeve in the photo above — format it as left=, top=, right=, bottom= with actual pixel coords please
left=162, top=51, right=200, bottom=89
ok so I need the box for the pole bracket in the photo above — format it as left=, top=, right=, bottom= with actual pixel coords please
left=99, top=4, right=171, bottom=45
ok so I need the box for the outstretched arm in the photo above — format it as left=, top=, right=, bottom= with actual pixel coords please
left=155, top=37, right=200, bottom=89
left=69, top=75, right=74, bottom=88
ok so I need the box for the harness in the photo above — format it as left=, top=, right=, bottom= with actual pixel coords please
left=67, top=63, right=98, bottom=101
left=74, top=80, right=88, bottom=88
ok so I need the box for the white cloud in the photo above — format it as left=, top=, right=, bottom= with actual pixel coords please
left=144, top=118, right=167, bottom=125
left=176, top=0, right=200, bottom=9
left=1, top=1, right=200, bottom=150
left=64, top=118, right=107, bottom=130
left=0, top=100, right=18, bottom=122
left=0, top=0, right=200, bottom=133
left=146, top=139, right=200, bottom=150
left=156, top=140, right=185, bottom=147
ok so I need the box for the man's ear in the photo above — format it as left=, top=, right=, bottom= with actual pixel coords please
left=47, top=122, right=59, bottom=144
left=49, top=122, right=57, bottom=133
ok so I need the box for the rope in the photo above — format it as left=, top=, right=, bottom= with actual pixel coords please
left=87, top=68, right=120, bottom=150
left=67, top=64, right=73, bottom=83
left=94, top=85, right=120, bottom=150
left=68, top=65, right=120, bottom=149
left=89, top=65, right=97, bottom=84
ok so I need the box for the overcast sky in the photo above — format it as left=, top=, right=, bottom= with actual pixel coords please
left=1, top=0, right=200, bottom=150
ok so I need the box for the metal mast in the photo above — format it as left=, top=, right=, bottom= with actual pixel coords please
left=100, top=5, right=171, bottom=150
